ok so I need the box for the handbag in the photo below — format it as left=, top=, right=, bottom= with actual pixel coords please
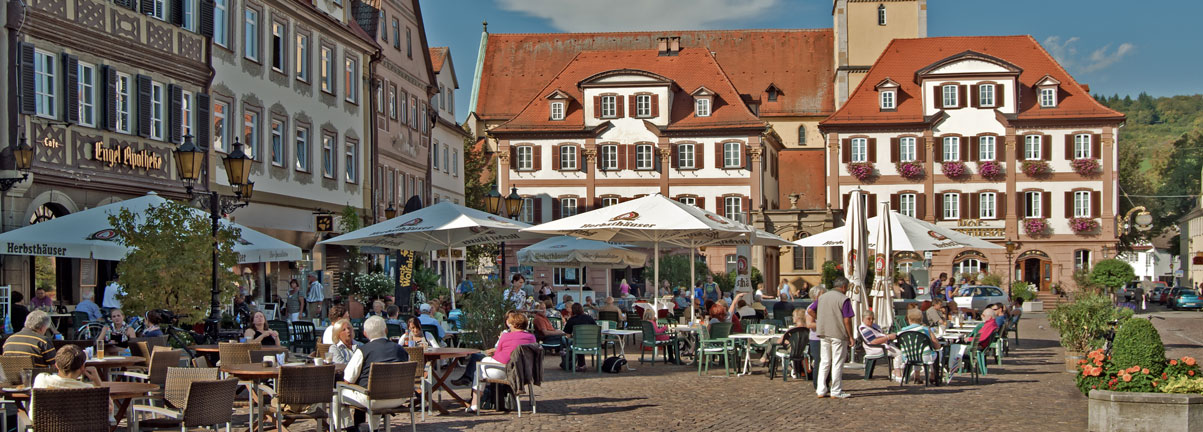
left=601, top=356, right=626, bottom=373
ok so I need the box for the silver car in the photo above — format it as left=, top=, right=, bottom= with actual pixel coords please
left=952, top=285, right=1008, bottom=311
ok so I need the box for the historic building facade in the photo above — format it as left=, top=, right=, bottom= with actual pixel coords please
left=428, top=46, right=469, bottom=280
left=820, top=36, right=1125, bottom=291
left=0, top=0, right=211, bottom=301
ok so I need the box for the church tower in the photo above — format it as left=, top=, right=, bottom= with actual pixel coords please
left=833, top=0, right=927, bottom=108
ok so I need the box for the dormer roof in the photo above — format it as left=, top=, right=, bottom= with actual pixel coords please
left=690, top=86, right=717, bottom=97
left=1034, top=74, right=1062, bottom=87
left=545, top=89, right=574, bottom=101
left=914, top=50, right=1023, bottom=81
left=874, top=78, right=900, bottom=89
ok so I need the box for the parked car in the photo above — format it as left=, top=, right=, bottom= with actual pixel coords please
left=1160, top=288, right=1173, bottom=304
left=1169, top=288, right=1203, bottom=310
left=1118, top=283, right=1144, bottom=304
left=1147, top=286, right=1167, bottom=304
left=1149, top=282, right=1168, bottom=302
left=952, top=285, right=1008, bottom=311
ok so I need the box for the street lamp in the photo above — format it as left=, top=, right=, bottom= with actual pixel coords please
left=0, top=133, right=34, bottom=193
left=485, top=185, right=522, bottom=283
left=1005, top=239, right=1021, bottom=300
left=384, top=202, right=397, bottom=219
left=1118, top=206, right=1154, bottom=237
left=173, top=134, right=254, bottom=340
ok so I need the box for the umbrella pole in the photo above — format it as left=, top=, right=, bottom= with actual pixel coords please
left=654, top=242, right=660, bottom=305
left=448, top=245, right=456, bottom=310
left=690, top=246, right=696, bottom=324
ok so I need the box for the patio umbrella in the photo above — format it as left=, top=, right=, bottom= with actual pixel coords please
left=320, top=201, right=547, bottom=309
left=791, top=210, right=1004, bottom=251
left=669, top=221, right=794, bottom=323
left=0, top=192, right=301, bottom=263
left=517, top=236, right=648, bottom=303
left=844, top=191, right=870, bottom=325
left=870, top=201, right=896, bottom=328
left=522, top=194, right=749, bottom=306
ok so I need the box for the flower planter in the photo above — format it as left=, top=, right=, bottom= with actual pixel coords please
left=1022, top=300, right=1043, bottom=313
left=1066, top=350, right=1085, bottom=373
left=1089, top=390, right=1203, bottom=432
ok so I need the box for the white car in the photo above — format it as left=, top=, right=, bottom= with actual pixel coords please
left=952, top=285, right=1007, bottom=311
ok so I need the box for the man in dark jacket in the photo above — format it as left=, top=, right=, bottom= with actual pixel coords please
left=338, top=316, right=409, bottom=430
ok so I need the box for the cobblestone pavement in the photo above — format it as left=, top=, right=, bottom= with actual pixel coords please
left=1135, top=303, right=1203, bottom=360
left=273, top=313, right=1092, bottom=432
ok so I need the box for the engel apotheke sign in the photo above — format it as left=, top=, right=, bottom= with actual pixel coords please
left=92, top=141, right=164, bottom=171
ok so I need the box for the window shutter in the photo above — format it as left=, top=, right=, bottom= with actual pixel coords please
left=697, top=197, right=706, bottom=211
left=196, top=93, right=211, bottom=150
left=552, top=198, right=561, bottom=220
left=742, top=143, right=750, bottom=170
left=916, top=193, right=926, bottom=220
left=932, top=86, right=942, bottom=109
left=103, top=65, right=117, bottom=130
left=997, top=192, right=1006, bottom=218
left=671, top=144, right=679, bottom=169
left=1064, top=191, right=1073, bottom=218
left=168, top=84, right=182, bottom=143
left=626, top=144, right=636, bottom=170
left=842, top=193, right=850, bottom=212
left=1042, top=192, right=1051, bottom=219
left=1092, top=134, right=1102, bottom=159
left=867, top=194, right=877, bottom=217
left=970, top=85, right=979, bottom=108
left=970, top=193, right=980, bottom=219
left=1018, top=192, right=1026, bottom=218
left=593, top=96, right=601, bottom=119
left=617, top=144, right=627, bottom=170
left=715, top=142, right=723, bottom=168
left=171, top=0, right=185, bottom=25
left=996, top=83, right=1005, bottom=106
left=1015, top=137, right=1025, bottom=160
left=696, top=143, right=705, bottom=168
left=1041, top=135, right=1052, bottom=161
left=199, top=0, right=215, bottom=38
left=63, top=54, right=80, bottom=124
left=615, top=96, right=625, bottom=117
left=958, top=85, right=967, bottom=108
left=916, top=138, right=926, bottom=162
left=533, top=198, right=543, bottom=223
left=628, top=96, right=637, bottom=118
left=742, top=196, right=750, bottom=219
left=552, top=144, right=561, bottom=170
left=934, top=193, right=944, bottom=220
left=140, top=0, right=154, bottom=16
left=578, top=145, right=586, bottom=172
left=840, top=138, right=851, bottom=163
left=968, top=135, right=979, bottom=162
left=651, top=94, right=659, bottom=117
left=18, top=42, right=35, bottom=114
left=532, top=145, right=542, bottom=170
left=1091, top=191, right=1101, bottom=218
left=958, top=137, right=969, bottom=162
left=960, top=193, right=969, bottom=220
left=136, top=74, right=152, bottom=138
left=890, top=193, right=900, bottom=211
left=1064, top=134, right=1074, bottom=160
left=509, top=146, right=517, bottom=170
left=867, top=138, right=877, bottom=163
left=890, top=137, right=899, bottom=163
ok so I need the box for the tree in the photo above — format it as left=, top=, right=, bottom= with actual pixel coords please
left=460, top=124, right=497, bottom=268
left=654, top=254, right=709, bottom=288
left=336, top=205, right=365, bottom=299
left=109, top=200, right=240, bottom=323
left=1090, top=258, right=1136, bottom=295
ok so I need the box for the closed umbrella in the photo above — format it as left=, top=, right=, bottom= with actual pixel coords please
left=844, top=191, right=870, bottom=326
left=517, top=236, right=648, bottom=302
left=870, top=201, right=896, bottom=328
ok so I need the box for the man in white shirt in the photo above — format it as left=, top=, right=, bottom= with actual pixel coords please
left=305, top=273, right=325, bottom=320
left=101, top=279, right=124, bottom=309
left=337, top=317, right=410, bottom=430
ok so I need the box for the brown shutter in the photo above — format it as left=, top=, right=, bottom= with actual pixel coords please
left=995, top=83, right=1005, bottom=107
left=970, top=85, right=979, bottom=108
left=868, top=138, right=877, bottom=163
left=697, top=197, right=706, bottom=211
left=997, top=192, right=1006, bottom=218
left=958, top=137, right=968, bottom=162
left=840, top=138, right=851, bottom=163
left=932, top=86, right=942, bottom=109
left=671, top=144, right=679, bottom=169
left=1091, top=191, right=1101, bottom=218
left=742, top=196, right=751, bottom=220
left=970, top=193, right=980, bottom=220
left=867, top=194, right=878, bottom=217
left=934, top=192, right=944, bottom=220
left=136, top=74, right=152, bottom=137
left=18, top=42, right=35, bottom=114
left=1065, top=134, right=1074, bottom=160
left=552, top=144, right=561, bottom=170
left=1092, top=134, right=1102, bottom=159
left=629, top=96, right=637, bottom=118
left=168, top=84, right=182, bottom=143
left=1065, top=191, right=1074, bottom=218
left=958, top=85, right=968, bottom=108
left=651, top=94, right=659, bottom=117
left=593, top=96, right=601, bottom=119
left=615, top=96, right=625, bottom=117
left=890, top=137, right=899, bottom=163
left=626, top=144, right=636, bottom=170
left=533, top=197, right=543, bottom=223
left=1016, top=136, right=1026, bottom=160
left=916, top=193, right=927, bottom=220
left=533, top=145, right=542, bottom=170
left=1042, top=191, right=1051, bottom=218
left=890, top=193, right=900, bottom=211
left=552, top=198, right=561, bottom=220
left=716, top=142, right=724, bottom=168
left=617, top=145, right=628, bottom=170
left=1018, top=192, right=1026, bottom=218
left=916, top=138, right=926, bottom=162
left=1042, top=135, right=1052, bottom=161
left=960, top=193, right=969, bottom=220
left=696, top=143, right=705, bottom=168
left=509, top=146, right=517, bottom=170
left=969, top=135, right=979, bottom=162
left=842, top=193, right=851, bottom=212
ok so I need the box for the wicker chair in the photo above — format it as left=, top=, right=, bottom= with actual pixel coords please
left=161, top=367, right=220, bottom=410
left=217, top=342, right=261, bottom=366
left=18, top=386, right=111, bottom=432
left=315, top=343, right=332, bottom=360
left=0, top=355, right=33, bottom=385
left=403, top=346, right=429, bottom=419
left=131, top=378, right=238, bottom=431
left=337, top=362, right=417, bottom=432
left=264, top=365, right=335, bottom=432
left=190, top=357, right=209, bottom=368
left=120, top=349, right=182, bottom=397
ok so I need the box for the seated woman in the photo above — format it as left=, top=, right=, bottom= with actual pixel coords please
left=897, top=308, right=943, bottom=383
left=326, top=319, right=360, bottom=365
left=397, top=316, right=440, bottom=348
left=244, top=311, right=279, bottom=346
left=98, top=308, right=138, bottom=355
left=31, top=345, right=109, bottom=422
left=642, top=309, right=676, bottom=363
left=368, top=300, right=387, bottom=318
left=858, top=310, right=904, bottom=382
left=466, top=313, right=536, bottom=414
left=452, top=311, right=518, bottom=386
left=140, top=310, right=164, bottom=337
left=531, top=304, right=566, bottom=351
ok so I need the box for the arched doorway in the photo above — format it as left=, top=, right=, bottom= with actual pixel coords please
left=28, top=203, right=74, bottom=304
left=1016, top=250, right=1052, bottom=292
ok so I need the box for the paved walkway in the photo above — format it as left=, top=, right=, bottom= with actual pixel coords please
left=296, top=313, right=1087, bottom=431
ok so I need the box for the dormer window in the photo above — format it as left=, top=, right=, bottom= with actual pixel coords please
left=550, top=101, right=564, bottom=120
left=765, top=83, right=781, bottom=102
left=1039, top=88, right=1057, bottom=107
left=874, top=78, right=899, bottom=111
left=879, top=91, right=895, bottom=110
left=545, top=89, right=574, bottom=121
left=695, top=98, right=711, bottom=117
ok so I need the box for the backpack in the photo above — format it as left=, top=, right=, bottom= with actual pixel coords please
left=601, top=356, right=626, bottom=373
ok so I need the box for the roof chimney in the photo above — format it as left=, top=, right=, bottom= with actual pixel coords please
left=657, top=36, right=681, bottom=56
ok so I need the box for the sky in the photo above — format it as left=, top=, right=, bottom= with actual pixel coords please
left=420, top=0, right=1203, bottom=123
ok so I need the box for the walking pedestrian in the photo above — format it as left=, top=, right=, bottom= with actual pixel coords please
left=809, top=277, right=855, bottom=399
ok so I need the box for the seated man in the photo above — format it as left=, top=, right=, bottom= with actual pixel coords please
left=532, top=304, right=565, bottom=348
left=3, top=310, right=57, bottom=367
left=562, top=303, right=597, bottom=372
left=858, top=311, right=904, bottom=382
left=416, top=304, right=445, bottom=339
left=337, top=316, right=410, bottom=431
left=599, top=297, right=626, bottom=321
left=74, top=292, right=103, bottom=322
left=974, top=308, right=1001, bottom=350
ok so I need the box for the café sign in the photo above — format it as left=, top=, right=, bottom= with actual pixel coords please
left=951, top=219, right=1005, bottom=239
left=93, top=141, right=164, bottom=171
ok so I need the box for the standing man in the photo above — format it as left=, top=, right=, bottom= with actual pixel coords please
left=457, top=276, right=474, bottom=296
left=305, top=272, right=325, bottom=320
left=809, top=277, right=855, bottom=399
left=102, top=277, right=124, bottom=309
left=702, top=275, right=720, bottom=303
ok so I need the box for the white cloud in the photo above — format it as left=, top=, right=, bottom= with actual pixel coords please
left=497, top=0, right=780, bottom=32
left=1042, top=36, right=1135, bottom=74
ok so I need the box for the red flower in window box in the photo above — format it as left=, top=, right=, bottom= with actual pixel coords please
left=1023, top=218, right=1050, bottom=236
left=1069, top=217, right=1100, bottom=234
left=1022, top=160, right=1052, bottom=177
left=941, top=161, right=968, bottom=179
left=977, top=160, right=1005, bottom=180
left=895, top=161, right=924, bottom=181
left=1071, top=158, right=1101, bottom=176
left=846, top=162, right=876, bottom=182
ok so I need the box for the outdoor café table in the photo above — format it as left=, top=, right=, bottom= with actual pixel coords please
left=220, top=362, right=341, bottom=431
left=601, top=329, right=642, bottom=370
left=422, top=347, right=479, bottom=415
left=4, top=380, right=157, bottom=432
left=86, top=355, right=145, bottom=380
left=727, top=333, right=784, bottom=376
left=193, top=344, right=287, bottom=366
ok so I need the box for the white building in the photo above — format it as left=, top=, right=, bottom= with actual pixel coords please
left=429, top=46, right=469, bottom=279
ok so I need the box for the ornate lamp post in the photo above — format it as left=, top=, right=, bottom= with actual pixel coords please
left=0, top=133, right=35, bottom=232
left=1005, top=239, right=1021, bottom=300
left=173, top=135, right=254, bottom=339
left=384, top=202, right=397, bottom=219
left=485, top=185, right=523, bottom=283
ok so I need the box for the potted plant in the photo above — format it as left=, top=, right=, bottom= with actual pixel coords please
left=1049, top=293, right=1133, bottom=372
left=1072, top=158, right=1101, bottom=176
left=896, top=161, right=924, bottom=181
left=1070, top=217, right=1101, bottom=234
left=847, top=161, right=876, bottom=182
left=941, top=160, right=969, bottom=179
left=1022, top=160, right=1052, bottom=177
left=1024, top=218, right=1050, bottom=237
left=977, top=160, right=1005, bottom=180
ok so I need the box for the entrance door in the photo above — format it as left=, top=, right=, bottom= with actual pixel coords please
left=1020, top=257, right=1052, bottom=292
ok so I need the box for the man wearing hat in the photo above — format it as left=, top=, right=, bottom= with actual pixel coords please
left=416, top=303, right=445, bottom=339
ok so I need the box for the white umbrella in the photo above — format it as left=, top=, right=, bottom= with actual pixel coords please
left=792, top=210, right=1004, bottom=251
left=870, top=201, right=896, bottom=329
left=844, top=191, right=870, bottom=326
left=522, top=194, right=749, bottom=307
left=0, top=192, right=300, bottom=263
left=517, top=236, right=648, bottom=303
left=320, top=201, right=547, bottom=309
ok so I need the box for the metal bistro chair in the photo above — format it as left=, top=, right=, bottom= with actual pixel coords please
left=898, top=331, right=936, bottom=387
left=697, top=322, right=735, bottom=377
left=19, top=386, right=111, bottom=432
left=768, top=327, right=809, bottom=382
left=567, top=324, right=602, bottom=374
left=387, top=323, right=404, bottom=340
left=267, top=320, right=292, bottom=349
left=598, top=311, right=621, bottom=324
left=131, top=378, right=239, bottom=432
left=639, top=321, right=679, bottom=365
left=338, top=362, right=418, bottom=432
left=264, top=365, right=336, bottom=432
left=291, top=321, right=318, bottom=354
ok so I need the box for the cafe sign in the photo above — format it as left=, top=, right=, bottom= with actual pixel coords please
left=950, top=219, right=1005, bottom=239
left=92, top=141, right=164, bottom=171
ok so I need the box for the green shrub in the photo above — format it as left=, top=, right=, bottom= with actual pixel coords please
left=821, top=261, right=841, bottom=289
left=1160, top=376, right=1203, bottom=394
left=1090, top=259, right=1135, bottom=294
left=1011, top=282, right=1036, bottom=302
left=979, top=273, right=1003, bottom=288
left=1111, top=318, right=1166, bottom=376
left=1049, top=293, right=1131, bottom=353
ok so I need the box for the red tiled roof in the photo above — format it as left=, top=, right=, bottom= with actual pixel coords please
left=429, top=47, right=448, bottom=73
left=823, top=36, right=1123, bottom=126
left=476, top=30, right=834, bottom=121
left=491, top=49, right=764, bottom=133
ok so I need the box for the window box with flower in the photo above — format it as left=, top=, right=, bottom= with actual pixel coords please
left=1070, top=217, right=1101, bottom=234
left=846, top=161, right=876, bottom=182
left=1072, top=158, right=1101, bottom=176
left=1024, top=218, right=1050, bottom=236
left=941, top=160, right=968, bottom=179
left=896, top=161, right=924, bottom=181
left=1022, top=160, right=1052, bottom=177
left=977, top=160, right=1005, bottom=180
